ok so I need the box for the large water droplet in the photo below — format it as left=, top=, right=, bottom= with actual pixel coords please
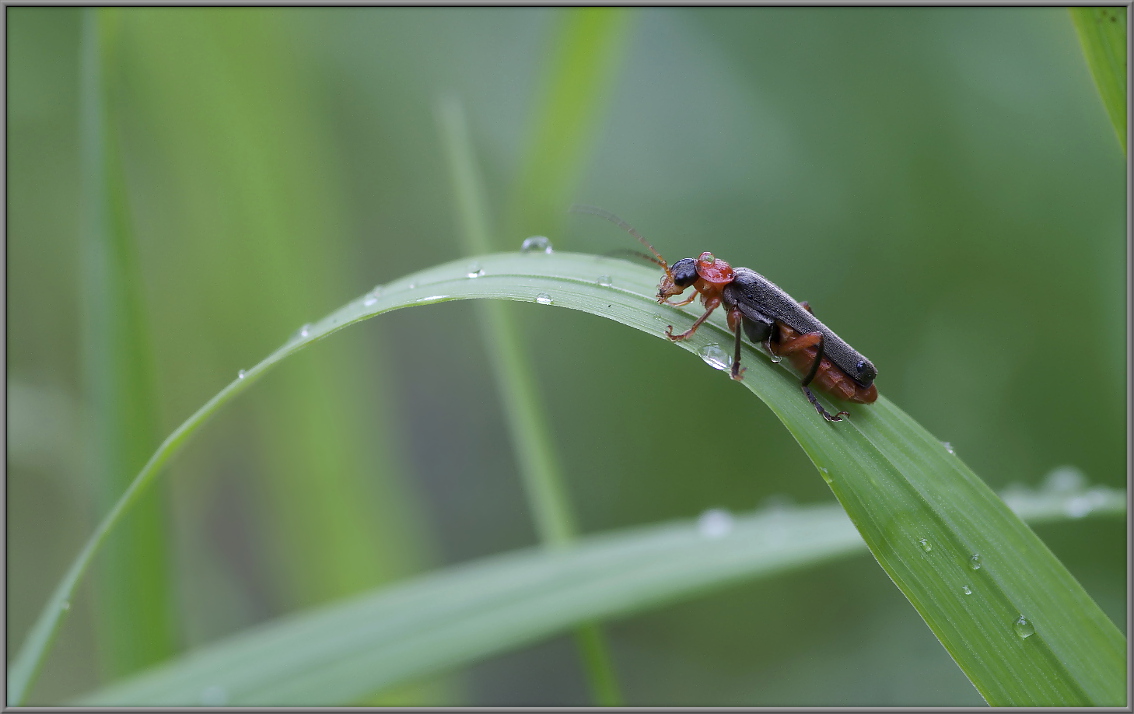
left=962, top=586, right=972, bottom=595
left=200, top=684, right=229, bottom=706
left=1013, top=615, right=1035, bottom=639
left=917, top=538, right=932, bottom=552
left=535, top=293, right=553, bottom=305
left=697, top=508, right=734, bottom=539
left=467, top=262, right=484, bottom=278
left=597, top=275, right=613, bottom=287
left=520, top=236, right=553, bottom=254
left=969, top=554, right=982, bottom=570
left=769, top=353, right=783, bottom=364
left=698, top=344, right=732, bottom=371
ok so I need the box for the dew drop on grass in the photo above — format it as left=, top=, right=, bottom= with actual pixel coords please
left=535, top=293, right=553, bottom=305
left=363, top=295, right=378, bottom=307
left=1042, top=466, right=1086, bottom=493
left=237, top=370, right=246, bottom=380
left=200, top=685, right=228, bottom=706
left=962, top=586, right=972, bottom=595
left=1013, top=615, right=1035, bottom=639
left=697, top=508, right=734, bottom=538
left=597, top=275, right=613, bottom=287
left=1064, top=494, right=1095, bottom=518
left=969, top=554, right=982, bottom=570
left=698, top=343, right=732, bottom=371
left=60, top=600, right=71, bottom=612
left=520, top=235, right=553, bottom=254
left=467, top=262, right=484, bottom=278
left=299, top=324, right=311, bottom=339
left=917, top=538, right=932, bottom=552
left=942, top=441, right=955, bottom=454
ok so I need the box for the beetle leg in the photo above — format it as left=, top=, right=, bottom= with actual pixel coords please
left=727, top=306, right=746, bottom=380
left=666, top=297, right=719, bottom=341
left=796, top=332, right=850, bottom=422
left=662, top=292, right=698, bottom=307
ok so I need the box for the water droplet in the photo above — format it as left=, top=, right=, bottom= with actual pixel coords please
left=1064, top=495, right=1093, bottom=518
left=299, top=324, right=311, bottom=338
left=200, top=684, right=229, bottom=706
left=1043, top=466, right=1085, bottom=494
left=418, top=295, right=449, bottom=303
left=917, top=538, right=932, bottom=552
left=969, top=554, right=982, bottom=570
left=467, top=262, right=484, bottom=278
left=520, top=235, right=553, bottom=254
left=698, top=343, right=732, bottom=371
left=942, top=441, right=955, bottom=454
left=1013, top=615, right=1035, bottom=639
left=237, top=370, right=246, bottom=380
left=698, top=251, right=715, bottom=264
left=597, top=275, right=613, bottom=287
left=407, top=282, right=417, bottom=290
left=61, top=600, right=72, bottom=611
left=769, top=353, right=783, bottom=364
left=534, top=293, right=553, bottom=305
left=818, top=466, right=829, bottom=474
left=962, top=586, right=972, bottom=595
left=363, top=295, right=378, bottom=307
left=697, top=508, right=734, bottom=538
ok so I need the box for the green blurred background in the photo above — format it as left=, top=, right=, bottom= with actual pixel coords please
left=7, top=7, right=1125, bottom=706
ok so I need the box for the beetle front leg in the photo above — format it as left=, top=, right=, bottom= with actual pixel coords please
left=665, top=297, right=720, bottom=341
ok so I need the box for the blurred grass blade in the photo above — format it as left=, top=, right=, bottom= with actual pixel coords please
left=1070, top=7, right=1128, bottom=153
left=78, top=8, right=177, bottom=682
left=506, top=8, right=632, bottom=239
left=438, top=95, right=618, bottom=704
left=9, top=251, right=1125, bottom=705
left=75, top=486, right=1125, bottom=706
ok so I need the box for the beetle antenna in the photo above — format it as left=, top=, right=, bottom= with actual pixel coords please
left=605, top=248, right=664, bottom=265
left=570, top=204, right=668, bottom=270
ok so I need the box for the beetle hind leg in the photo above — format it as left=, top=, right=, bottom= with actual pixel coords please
left=794, top=331, right=850, bottom=423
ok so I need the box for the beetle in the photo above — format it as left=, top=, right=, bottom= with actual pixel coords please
left=573, top=205, right=877, bottom=422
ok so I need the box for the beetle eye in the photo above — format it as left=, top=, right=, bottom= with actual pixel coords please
left=856, top=360, right=867, bottom=374
left=671, top=258, right=698, bottom=288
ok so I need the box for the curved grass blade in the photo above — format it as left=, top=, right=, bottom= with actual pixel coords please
left=1070, top=7, right=1128, bottom=154
left=9, top=251, right=1125, bottom=705
left=74, top=486, right=1125, bottom=706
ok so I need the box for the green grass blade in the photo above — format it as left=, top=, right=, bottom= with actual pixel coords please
left=506, top=8, right=632, bottom=240
left=438, top=94, right=620, bottom=704
left=74, top=486, right=1124, bottom=706
left=77, top=8, right=177, bottom=681
left=1070, top=7, right=1128, bottom=153
left=10, top=251, right=1125, bottom=705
